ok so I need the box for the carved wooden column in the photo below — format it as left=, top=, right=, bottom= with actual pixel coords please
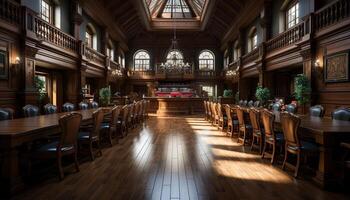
left=19, top=42, right=39, bottom=106
left=72, top=0, right=83, bottom=40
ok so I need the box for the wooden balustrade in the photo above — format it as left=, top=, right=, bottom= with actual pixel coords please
left=84, top=47, right=106, bottom=67
left=242, top=48, right=259, bottom=65
left=315, top=0, right=350, bottom=31
left=266, top=22, right=305, bottom=52
left=34, top=16, right=78, bottom=52
left=130, top=70, right=155, bottom=76
left=0, top=0, right=21, bottom=25
left=110, top=60, right=120, bottom=70
left=196, top=70, right=215, bottom=77
left=228, top=60, right=239, bottom=70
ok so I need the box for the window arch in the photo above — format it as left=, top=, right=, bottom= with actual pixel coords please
left=248, top=27, right=258, bottom=53
left=166, top=50, right=184, bottom=66
left=199, top=50, right=215, bottom=70
left=85, top=23, right=97, bottom=50
left=233, top=40, right=240, bottom=61
left=134, top=50, right=150, bottom=71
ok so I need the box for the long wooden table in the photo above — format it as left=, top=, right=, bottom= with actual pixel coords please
left=0, top=108, right=109, bottom=195
left=229, top=105, right=350, bottom=188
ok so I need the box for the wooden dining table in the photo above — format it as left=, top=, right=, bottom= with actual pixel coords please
left=229, top=105, right=350, bottom=189
left=0, top=108, right=112, bottom=196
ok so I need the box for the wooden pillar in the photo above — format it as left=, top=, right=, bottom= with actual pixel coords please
left=72, top=0, right=83, bottom=39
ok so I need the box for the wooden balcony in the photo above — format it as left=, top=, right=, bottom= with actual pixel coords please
left=0, top=0, right=21, bottom=25
left=128, top=70, right=155, bottom=80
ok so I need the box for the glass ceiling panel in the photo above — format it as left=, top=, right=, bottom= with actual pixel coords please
left=162, top=0, right=192, bottom=18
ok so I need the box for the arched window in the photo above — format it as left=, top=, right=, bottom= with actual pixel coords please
left=286, top=1, right=299, bottom=29
left=106, top=39, right=114, bottom=61
left=199, top=50, right=215, bottom=70
left=166, top=50, right=184, bottom=65
left=85, top=24, right=97, bottom=50
left=248, top=27, right=258, bottom=53
left=233, top=40, right=240, bottom=61
left=134, top=50, right=151, bottom=71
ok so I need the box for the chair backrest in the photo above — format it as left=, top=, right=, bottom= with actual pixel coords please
left=62, top=102, right=75, bottom=112
left=217, top=103, right=223, bottom=118
left=207, top=101, right=211, bottom=114
left=90, top=101, right=99, bottom=108
left=110, top=106, right=122, bottom=128
left=0, top=108, right=14, bottom=121
left=225, top=105, right=232, bottom=122
left=248, top=100, right=254, bottom=107
left=212, top=103, right=218, bottom=116
left=261, top=109, right=275, bottom=138
left=236, top=107, right=246, bottom=127
left=91, top=108, right=105, bottom=138
left=309, top=105, right=324, bottom=117
left=44, top=103, right=57, bottom=115
left=122, top=105, right=129, bottom=123
left=331, top=107, right=350, bottom=121
left=203, top=101, right=208, bottom=115
left=272, top=103, right=281, bottom=111
left=249, top=108, right=261, bottom=132
left=239, top=100, right=243, bottom=106
left=23, top=105, right=39, bottom=118
left=243, top=100, right=248, bottom=107
left=254, top=101, right=260, bottom=107
left=280, top=112, right=301, bottom=148
left=58, top=112, right=82, bottom=148
left=285, top=104, right=297, bottom=114
left=79, top=102, right=89, bottom=110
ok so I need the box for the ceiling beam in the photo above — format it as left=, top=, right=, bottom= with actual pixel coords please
left=199, top=0, right=216, bottom=31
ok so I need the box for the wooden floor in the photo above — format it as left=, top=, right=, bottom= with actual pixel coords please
left=14, top=115, right=349, bottom=200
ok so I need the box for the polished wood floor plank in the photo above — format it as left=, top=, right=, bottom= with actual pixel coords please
left=13, top=116, right=349, bottom=200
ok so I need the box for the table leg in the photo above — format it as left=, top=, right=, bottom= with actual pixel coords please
left=1, top=147, right=24, bottom=196
left=313, top=145, right=337, bottom=189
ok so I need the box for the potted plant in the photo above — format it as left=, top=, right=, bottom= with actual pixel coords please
left=34, top=75, right=49, bottom=105
left=255, top=85, right=271, bottom=107
left=294, top=74, right=311, bottom=113
left=223, top=89, right=233, bottom=97
left=99, top=86, right=111, bottom=107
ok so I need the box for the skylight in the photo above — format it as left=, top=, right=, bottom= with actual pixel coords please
left=162, top=0, right=192, bottom=18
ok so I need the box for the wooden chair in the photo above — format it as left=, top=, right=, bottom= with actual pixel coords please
left=248, top=100, right=254, bottom=107
left=78, top=108, right=104, bottom=160
left=236, top=107, right=252, bottom=145
left=249, top=108, right=263, bottom=153
left=285, top=104, right=297, bottom=114
left=23, top=105, right=39, bottom=118
left=79, top=102, right=89, bottom=110
left=261, top=109, right=284, bottom=164
left=254, top=101, right=260, bottom=107
left=90, top=101, right=99, bottom=108
left=43, top=103, right=57, bottom=115
left=332, top=108, right=350, bottom=121
left=225, top=105, right=238, bottom=137
left=206, top=101, right=212, bottom=122
left=309, top=105, right=324, bottom=117
left=272, top=103, right=281, bottom=111
left=30, top=112, right=82, bottom=180
left=62, top=102, right=75, bottom=112
left=127, top=103, right=135, bottom=129
left=120, top=105, right=129, bottom=136
left=217, top=103, right=226, bottom=131
left=281, top=112, right=318, bottom=177
left=101, top=106, right=122, bottom=146
left=212, top=103, right=220, bottom=127
left=243, top=100, right=248, bottom=107
left=203, top=101, right=208, bottom=121
left=0, top=107, right=14, bottom=121
left=239, top=100, right=244, bottom=106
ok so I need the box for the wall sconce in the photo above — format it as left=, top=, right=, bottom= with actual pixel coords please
left=314, top=59, right=323, bottom=74
left=15, top=56, right=21, bottom=64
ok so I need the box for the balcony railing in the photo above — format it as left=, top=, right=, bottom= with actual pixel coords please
left=266, top=22, right=305, bottom=52
left=0, top=0, right=20, bottom=25
left=84, top=47, right=106, bottom=67
left=242, top=48, right=259, bottom=65
left=196, top=70, right=215, bottom=77
left=315, top=0, right=350, bottom=31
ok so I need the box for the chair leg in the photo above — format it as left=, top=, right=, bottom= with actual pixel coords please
left=282, top=146, right=288, bottom=170
left=89, top=141, right=94, bottom=161
left=74, top=150, right=80, bottom=172
left=259, top=137, right=263, bottom=154
left=271, top=142, right=276, bottom=164
left=57, top=156, right=64, bottom=180
left=262, top=141, right=267, bottom=159
left=250, top=135, right=255, bottom=151
left=294, top=152, right=301, bottom=178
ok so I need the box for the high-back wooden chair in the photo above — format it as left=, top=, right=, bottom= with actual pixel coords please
left=23, top=105, right=39, bottom=118
left=285, top=104, right=297, bottom=114
left=211, top=102, right=219, bottom=126
left=90, top=101, right=99, bottom=109
left=248, top=100, right=254, bottom=107
left=0, top=107, right=14, bottom=121
left=78, top=108, right=104, bottom=160
left=44, top=103, right=57, bottom=115
left=217, top=103, right=226, bottom=131
left=127, top=103, right=135, bottom=129
left=249, top=108, right=263, bottom=153
left=281, top=112, right=318, bottom=177
left=62, top=102, right=75, bottom=112
left=121, top=105, right=129, bottom=136
left=30, top=112, right=82, bottom=180
left=236, top=106, right=252, bottom=145
left=203, top=101, right=208, bottom=121
left=206, top=101, right=212, bottom=122
left=309, top=105, right=324, bottom=117
left=261, top=109, right=284, bottom=164
left=79, top=102, right=89, bottom=110
left=101, top=106, right=122, bottom=146
left=225, top=105, right=238, bottom=137
left=332, top=108, right=350, bottom=121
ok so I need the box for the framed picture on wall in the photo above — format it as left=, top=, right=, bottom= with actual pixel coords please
left=324, top=51, right=349, bottom=83
left=0, top=50, right=9, bottom=79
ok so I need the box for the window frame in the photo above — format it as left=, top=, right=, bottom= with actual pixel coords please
left=85, top=26, right=94, bottom=49
left=286, top=1, right=300, bottom=29
left=40, top=0, right=53, bottom=24
left=166, top=50, right=184, bottom=66
left=198, top=50, right=215, bottom=71
left=134, top=50, right=151, bottom=71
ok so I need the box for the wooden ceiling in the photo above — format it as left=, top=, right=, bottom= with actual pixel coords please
left=97, top=0, right=261, bottom=42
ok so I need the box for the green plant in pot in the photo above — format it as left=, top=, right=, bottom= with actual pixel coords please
left=34, top=75, right=48, bottom=103
left=294, top=74, right=311, bottom=112
left=99, top=87, right=111, bottom=107
left=223, top=89, right=233, bottom=97
left=255, top=85, right=271, bottom=107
